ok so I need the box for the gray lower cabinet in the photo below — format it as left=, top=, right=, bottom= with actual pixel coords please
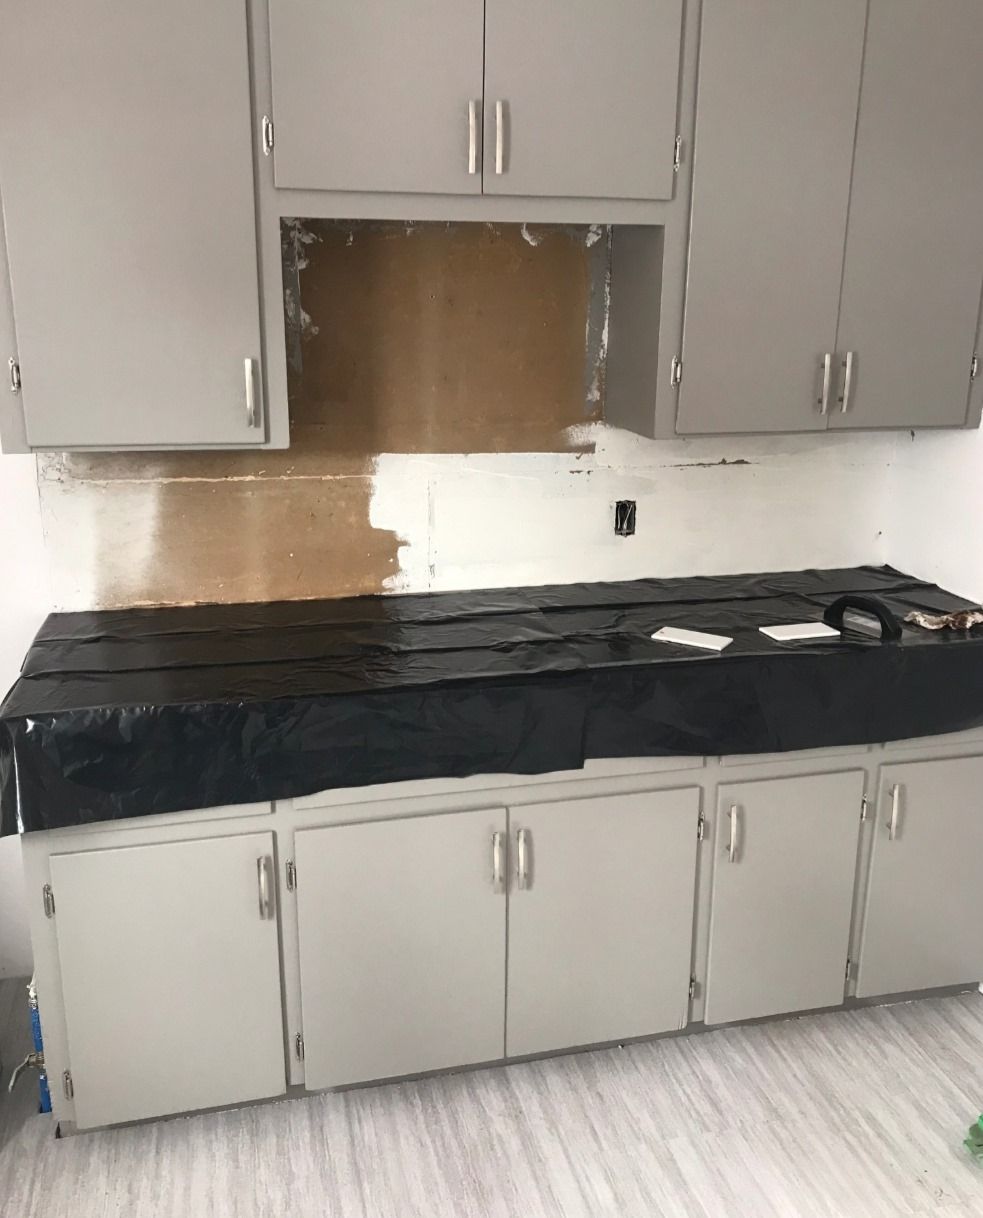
left=831, top=0, right=983, bottom=430
left=483, top=0, right=683, bottom=200
left=856, top=757, right=983, bottom=998
left=0, top=0, right=268, bottom=450
left=268, top=0, right=485, bottom=195
left=677, top=0, right=867, bottom=434
left=704, top=772, right=864, bottom=1026
left=50, top=833, right=285, bottom=1130
left=295, top=809, right=508, bottom=1089
left=506, top=789, right=700, bottom=1058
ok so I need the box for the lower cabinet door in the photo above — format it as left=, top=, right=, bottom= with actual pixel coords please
left=295, top=809, right=507, bottom=1089
left=857, top=757, right=983, bottom=998
left=506, top=789, right=700, bottom=1059
left=50, top=832, right=286, bottom=1129
left=704, top=772, right=864, bottom=1026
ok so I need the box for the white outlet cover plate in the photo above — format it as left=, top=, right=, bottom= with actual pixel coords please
left=759, top=622, right=841, bottom=642
left=651, top=626, right=733, bottom=652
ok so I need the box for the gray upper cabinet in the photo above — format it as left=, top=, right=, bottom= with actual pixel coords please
left=0, top=1, right=267, bottom=450
left=831, top=0, right=983, bottom=430
left=704, top=771, right=864, bottom=1026
left=268, top=1, right=485, bottom=195
left=51, top=833, right=285, bottom=1129
left=483, top=0, right=683, bottom=200
left=677, top=0, right=867, bottom=434
left=506, top=789, right=699, bottom=1059
left=856, top=757, right=983, bottom=998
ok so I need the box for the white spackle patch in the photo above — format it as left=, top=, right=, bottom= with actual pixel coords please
left=520, top=223, right=544, bottom=247
left=585, top=224, right=605, bottom=247
left=282, top=218, right=322, bottom=271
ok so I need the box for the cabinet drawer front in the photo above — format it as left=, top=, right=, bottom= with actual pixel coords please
left=704, top=771, right=864, bottom=1025
left=507, top=788, right=700, bottom=1058
left=51, top=832, right=285, bottom=1129
left=296, top=808, right=507, bottom=1089
left=857, top=756, right=983, bottom=998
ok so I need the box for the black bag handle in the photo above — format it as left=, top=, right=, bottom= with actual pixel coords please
left=823, top=594, right=902, bottom=641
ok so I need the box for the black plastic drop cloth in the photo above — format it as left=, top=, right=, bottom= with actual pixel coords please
left=3, top=565, right=983, bottom=835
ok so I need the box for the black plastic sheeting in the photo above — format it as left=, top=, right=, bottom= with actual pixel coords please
left=3, top=565, right=983, bottom=835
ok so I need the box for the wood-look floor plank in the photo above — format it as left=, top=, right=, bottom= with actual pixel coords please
left=3, top=984, right=983, bottom=1217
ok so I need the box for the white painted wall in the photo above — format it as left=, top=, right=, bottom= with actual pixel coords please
left=0, top=454, right=47, bottom=978
left=889, top=429, right=983, bottom=603
left=372, top=427, right=902, bottom=593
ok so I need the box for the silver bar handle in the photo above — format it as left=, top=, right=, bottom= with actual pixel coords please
left=468, top=99, right=479, bottom=175
left=839, top=351, right=855, bottom=414
left=495, top=100, right=505, bottom=175
left=818, top=353, right=833, bottom=415
left=257, top=855, right=275, bottom=919
left=887, top=784, right=901, bottom=841
left=244, top=357, right=259, bottom=429
left=727, top=805, right=740, bottom=863
left=491, top=831, right=505, bottom=894
left=516, top=827, right=530, bottom=890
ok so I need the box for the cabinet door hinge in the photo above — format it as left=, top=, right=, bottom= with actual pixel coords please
left=673, top=135, right=683, bottom=174
left=285, top=859, right=297, bottom=892
left=972, top=354, right=979, bottom=382
left=262, top=115, right=275, bottom=156
left=63, top=1070, right=74, bottom=1100
left=9, top=357, right=21, bottom=393
left=697, top=811, right=706, bottom=841
left=670, top=356, right=683, bottom=389
left=860, top=795, right=869, bottom=822
left=42, top=884, right=55, bottom=918
left=688, top=976, right=697, bottom=1000
left=845, top=958, right=853, bottom=982
left=294, top=1032, right=305, bottom=1062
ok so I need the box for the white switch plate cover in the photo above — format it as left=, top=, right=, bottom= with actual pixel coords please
left=759, top=622, right=841, bottom=642
left=651, top=626, right=733, bottom=652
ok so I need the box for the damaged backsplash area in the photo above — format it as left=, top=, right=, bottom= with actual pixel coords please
left=281, top=219, right=611, bottom=453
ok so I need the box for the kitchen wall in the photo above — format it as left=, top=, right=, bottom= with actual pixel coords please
left=889, top=429, right=983, bottom=603
left=0, top=454, right=47, bottom=978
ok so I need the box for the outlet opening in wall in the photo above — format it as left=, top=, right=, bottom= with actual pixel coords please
left=280, top=219, right=664, bottom=456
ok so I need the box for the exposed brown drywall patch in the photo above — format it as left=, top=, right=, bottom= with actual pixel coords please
left=285, top=220, right=608, bottom=455
left=38, top=460, right=397, bottom=608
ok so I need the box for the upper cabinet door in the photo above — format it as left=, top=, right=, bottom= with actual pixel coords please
left=831, top=0, right=983, bottom=430
left=677, top=1, right=866, bottom=434
left=0, top=1, right=266, bottom=450
left=269, top=1, right=485, bottom=194
left=483, top=0, right=683, bottom=200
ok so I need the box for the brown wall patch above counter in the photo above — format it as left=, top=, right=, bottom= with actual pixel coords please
left=283, top=220, right=609, bottom=455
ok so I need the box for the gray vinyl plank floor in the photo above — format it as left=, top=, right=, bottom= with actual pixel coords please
left=4, top=981, right=983, bottom=1217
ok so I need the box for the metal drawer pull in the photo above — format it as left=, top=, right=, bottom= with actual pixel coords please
left=516, top=827, right=531, bottom=890
left=727, top=805, right=740, bottom=863
left=818, top=353, right=833, bottom=414
left=244, top=358, right=259, bottom=429
left=887, top=784, right=901, bottom=841
left=491, top=831, right=505, bottom=894
left=839, top=350, right=855, bottom=413
left=495, top=100, right=505, bottom=175
left=468, top=99, right=479, bottom=175
left=257, top=855, right=275, bottom=919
